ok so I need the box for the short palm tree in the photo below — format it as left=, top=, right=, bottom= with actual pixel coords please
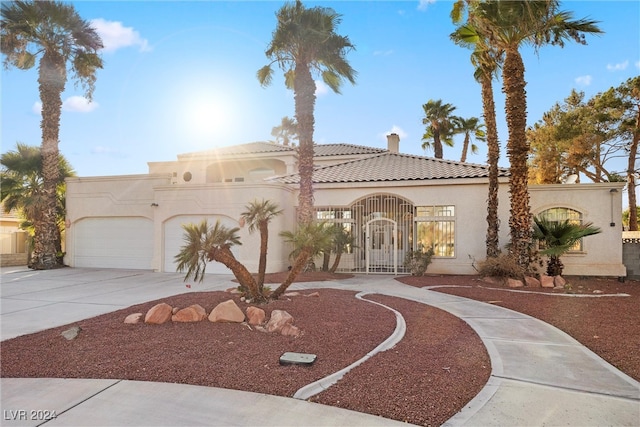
left=468, top=0, right=602, bottom=270
left=532, top=215, right=601, bottom=276
left=258, top=0, right=356, bottom=225
left=175, top=220, right=265, bottom=303
left=240, top=199, right=283, bottom=291
left=453, top=116, right=486, bottom=162
left=421, top=99, right=457, bottom=159
left=1, top=1, right=103, bottom=269
left=1, top=143, right=75, bottom=263
left=328, top=226, right=357, bottom=273
left=272, top=222, right=333, bottom=299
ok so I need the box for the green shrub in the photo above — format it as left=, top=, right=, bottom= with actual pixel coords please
left=477, top=254, right=525, bottom=279
left=404, top=247, right=435, bottom=276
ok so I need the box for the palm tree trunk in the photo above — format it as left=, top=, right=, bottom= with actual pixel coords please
left=294, top=63, right=316, bottom=225
left=329, top=250, right=343, bottom=273
left=460, top=134, right=470, bottom=163
left=32, top=52, right=65, bottom=270
left=433, top=129, right=444, bottom=159
left=627, top=107, right=639, bottom=231
left=503, top=49, right=533, bottom=271
left=208, top=245, right=264, bottom=303
left=482, top=75, right=501, bottom=258
left=257, top=221, right=269, bottom=289
left=270, top=248, right=312, bottom=300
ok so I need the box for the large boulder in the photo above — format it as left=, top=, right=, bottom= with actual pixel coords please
left=209, top=300, right=245, bottom=323
left=145, top=303, right=173, bottom=324
left=507, top=278, right=524, bottom=288
left=246, top=306, right=266, bottom=326
left=554, top=275, right=567, bottom=288
left=266, top=310, right=294, bottom=333
left=172, top=304, right=207, bottom=322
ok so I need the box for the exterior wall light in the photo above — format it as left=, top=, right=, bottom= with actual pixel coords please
left=609, top=188, right=618, bottom=227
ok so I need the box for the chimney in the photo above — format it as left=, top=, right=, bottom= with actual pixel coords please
left=387, top=133, right=399, bottom=153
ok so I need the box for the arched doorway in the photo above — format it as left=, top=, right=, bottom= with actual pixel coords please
left=366, top=217, right=398, bottom=274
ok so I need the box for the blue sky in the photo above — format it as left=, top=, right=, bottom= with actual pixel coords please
left=2, top=1, right=639, bottom=201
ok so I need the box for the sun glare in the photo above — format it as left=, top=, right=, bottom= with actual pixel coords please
left=179, top=85, right=237, bottom=145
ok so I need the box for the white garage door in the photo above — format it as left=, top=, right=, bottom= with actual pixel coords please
left=74, top=217, right=154, bottom=269
left=164, top=215, right=239, bottom=274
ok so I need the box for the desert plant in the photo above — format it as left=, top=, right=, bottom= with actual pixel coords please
left=403, top=246, right=435, bottom=276
left=532, top=215, right=601, bottom=276
left=477, top=253, right=525, bottom=279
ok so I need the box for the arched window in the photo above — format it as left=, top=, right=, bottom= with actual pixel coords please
left=538, top=207, right=585, bottom=252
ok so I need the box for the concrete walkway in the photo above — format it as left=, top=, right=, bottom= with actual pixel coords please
left=1, top=267, right=639, bottom=426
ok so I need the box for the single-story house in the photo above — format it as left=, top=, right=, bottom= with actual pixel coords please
left=64, top=135, right=626, bottom=277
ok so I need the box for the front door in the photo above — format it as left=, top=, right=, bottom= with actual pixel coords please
left=366, top=218, right=397, bottom=274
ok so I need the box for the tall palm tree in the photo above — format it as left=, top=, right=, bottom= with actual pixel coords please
left=468, top=0, right=602, bottom=270
left=421, top=99, right=457, bottom=159
left=175, top=220, right=265, bottom=303
left=453, top=116, right=486, bottom=162
left=240, top=199, right=283, bottom=291
left=271, top=116, right=298, bottom=146
left=1, top=1, right=103, bottom=269
left=450, top=14, right=504, bottom=258
left=533, top=215, right=601, bottom=276
left=1, top=143, right=75, bottom=263
left=258, top=0, right=356, bottom=225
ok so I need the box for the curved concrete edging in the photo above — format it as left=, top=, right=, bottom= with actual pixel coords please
left=293, top=291, right=406, bottom=400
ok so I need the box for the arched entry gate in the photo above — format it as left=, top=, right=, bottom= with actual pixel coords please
left=314, top=194, right=414, bottom=274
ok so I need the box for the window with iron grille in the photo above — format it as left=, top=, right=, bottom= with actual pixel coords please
left=415, top=205, right=455, bottom=257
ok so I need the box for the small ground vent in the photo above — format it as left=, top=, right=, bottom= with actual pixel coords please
left=279, top=352, right=317, bottom=366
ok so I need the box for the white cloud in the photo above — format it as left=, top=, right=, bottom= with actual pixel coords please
left=32, top=96, right=99, bottom=114
left=575, top=75, right=592, bottom=86
left=315, top=80, right=329, bottom=96
left=381, top=125, right=408, bottom=141
left=606, top=60, right=629, bottom=71
left=63, top=96, right=99, bottom=112
left=417, top=0, right=436, bottom=11
left=91, top=18, right=151, bottom=53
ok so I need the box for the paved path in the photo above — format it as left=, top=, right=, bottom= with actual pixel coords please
left=1, top=267, right=639, bottom=426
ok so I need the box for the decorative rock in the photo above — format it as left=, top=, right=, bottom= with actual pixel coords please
left=145, top=303, right=173, bottom=324
left=554, top=275, right=567, bottom=288
left=266, top=310, right=294, bottom=333
left=172, top=307, right=179, bottom=315
left=172, top=304, right=207, bottom=322
left=209, top=300, right=245, bottom=323
left=61, top=326, right=81, bottom=340
left=280, top=324, right=301, bottom=337
left=304, top=292, right=320, bottom=297
left=540, top=275, right=555, bottom=288
left=524, top=276, right=541, bottom=288
left=124, top=313, right=143, bottom=324
left=507, top=278, right=524, bottom=288
left=482, top=276, right=503, bottom=286
left=246, top=306, right=266, bottom=325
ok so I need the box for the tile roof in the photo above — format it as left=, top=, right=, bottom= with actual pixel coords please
left=178, top=142, right=294, bottom=159
left=313, top=143, right=386, bottom=157
left=268, top=152, right=510, bottom=184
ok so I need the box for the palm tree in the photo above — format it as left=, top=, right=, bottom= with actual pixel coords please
left=451, top=10, right=505, bottom=259
left=453, top=116, right=486, bottom=162
left=1, top=1, right=103, bottom=269
left=328, top=225, right=357, bottom=273
left=240, top=199, right=283, bottom=291
left=271, top=222, right=333, bottom=299
left=271, top=116, right=298, bottom=146
left=468, top=0, right=602, bottom=270
left=175, top=220, right=265, bottom=303
left=421, top=99, right=457, bottom=159
left=258, top=0, right=356, bottom=225
left=1, top=143, right=75, bottom=264
left=532, top=215, right=601, bottom=276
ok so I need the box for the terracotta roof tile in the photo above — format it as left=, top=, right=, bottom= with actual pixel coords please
left=268, top=152, right=510, bottom=183
left=313, top=143, right=386, bottom=157
left=178, top=142, right=294, bottom=159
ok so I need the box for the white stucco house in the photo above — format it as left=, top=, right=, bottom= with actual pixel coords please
left=64, top=135, right=626, bottom=277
